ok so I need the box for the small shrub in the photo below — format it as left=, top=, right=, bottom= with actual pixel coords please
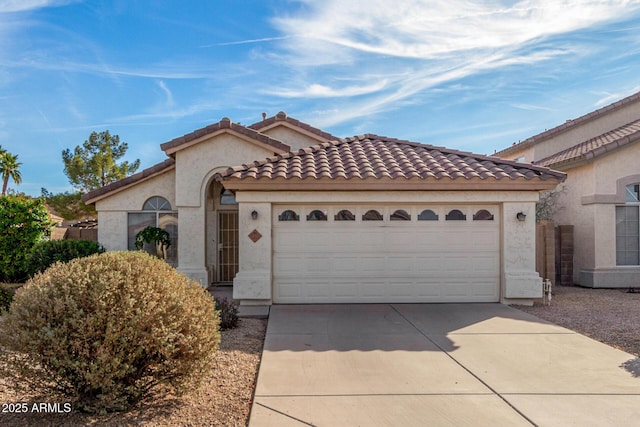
left=0, top=286, right=13, bottom=314
left=0, top=251, right=220, bottom=414
left=215, top=297, right=239, bottom=330
left=28, top=239, right=105, bottom=276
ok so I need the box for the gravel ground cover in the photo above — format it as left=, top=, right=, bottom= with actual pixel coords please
left=1, top=284, right=639, bottom=426
left=515, top=285, right=640, bottom=356
left=0, top=317, right=267, bottom=426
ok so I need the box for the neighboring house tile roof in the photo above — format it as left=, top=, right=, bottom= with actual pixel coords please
left=495, top=90, right=640, bottom=158
left=249, top=111, right=340, bottom=141
left=217, top=134, right=565, bottom=190
left=82, top=158, right=175, bottom=203
left=535, top=119, right=640, bottom=168
left=160, top=117, right=291, bottom=155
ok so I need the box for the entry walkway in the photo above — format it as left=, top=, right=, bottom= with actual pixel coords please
left=250, top=303, right=640, bottom=426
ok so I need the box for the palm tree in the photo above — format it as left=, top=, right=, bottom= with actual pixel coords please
left=1, top=151, right=22, bottom=196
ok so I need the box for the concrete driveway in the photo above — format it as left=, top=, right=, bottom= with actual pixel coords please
left=249, top=303, right=640, bottom=426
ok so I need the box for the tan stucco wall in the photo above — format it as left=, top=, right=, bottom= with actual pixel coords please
left=260, top=126, right=329, bottom=151
left=501, top=146, right=535, bottom=164
left=552, top=163, right=595, bottom=283
left=95, top=168, right=176, bottom=211
left=96, top=211, right=127, bottom=251
left=234, top=190, right=542, bottom=305
left=531, top=99, right=640, bottom=161
left=175, top=133, right=276, bottom=207
left=552, top=143, right=640, bottom=284
left=171, top=134, right=278, bottom=284
left=94, top=169, right=176, bottom=252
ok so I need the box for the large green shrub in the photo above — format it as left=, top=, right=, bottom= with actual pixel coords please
left=28, top=239, right=105, bottom=276
left=0, top=251, right=220, bottom=414
left=0, top=195, right=53, bottom=282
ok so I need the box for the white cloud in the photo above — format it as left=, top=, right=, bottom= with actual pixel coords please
left=156, top=80, right=174, bottom=107
left=274, top=0, right=639, bottom=60
left=511, top=103, right=554, bottom=112
left=0, top=0, right=78, bottom=13
left=265, top=80, right=389, bottom=98
left=593, top=86, right=640, bottom=106
left=266, top=0, right=640, bottom=126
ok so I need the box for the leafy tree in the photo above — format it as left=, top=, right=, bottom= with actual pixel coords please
left=41, top=188, right=96, bottom=220
left=62, top=131, right=140, bottom=192
left=0, top=195, right=53, bottom=282
left=536, top=187, right=565, bottom=222
left=1, top=151, right=22, bottom=196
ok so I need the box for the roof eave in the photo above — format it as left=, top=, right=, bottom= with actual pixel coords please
left=537, top=130, right=640, bottom=170
left=82, top=160, right=176, bottom=205
left=495, top=90, right=640, bottom=157
left=219, top=176, right=564, bottom=192
left=162, top=128, right=290, bottom=157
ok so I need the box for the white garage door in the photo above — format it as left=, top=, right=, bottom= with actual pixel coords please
left=273, top=205, right=500, bottom=303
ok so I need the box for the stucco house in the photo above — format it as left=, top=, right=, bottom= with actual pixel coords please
left=83, top=112, right=564, bottom=306
left=495, top=91, right=640, bottom=288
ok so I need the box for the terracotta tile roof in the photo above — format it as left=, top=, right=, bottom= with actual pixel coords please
left=535, top=119, right=640, bottom=168
left=249, top=111, right=340, bottom=141
left=82, top=158, right=175, bottom=203
left=160, top=117, right=290, bottom=155
left=217, top=134, right=565, bottom=189
left=496, top=90, right=640, bottom=157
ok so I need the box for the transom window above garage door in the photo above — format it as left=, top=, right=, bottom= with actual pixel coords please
left=418, top=209, right=438, bottom=221
left=276, top=206, right=497, bottom=224
left=473, top=209, right=494, bottom=220
left=335, top=210, right=355, bottom=221
left=307, top=210, right=327, bottom=221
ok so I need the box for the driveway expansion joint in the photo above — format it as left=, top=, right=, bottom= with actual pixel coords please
left=389, top=304, right=538, bottom=426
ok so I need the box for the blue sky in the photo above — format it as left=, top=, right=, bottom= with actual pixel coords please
left=2, top=0, right=640, bottom=196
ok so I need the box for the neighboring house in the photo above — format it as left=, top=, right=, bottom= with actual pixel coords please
left=495, top=91, right=640, bottom=288
left=83, top=112, right=564, bottom=306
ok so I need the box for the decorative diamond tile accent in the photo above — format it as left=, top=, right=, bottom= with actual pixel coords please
left=248, top=229, right=262, bottom=243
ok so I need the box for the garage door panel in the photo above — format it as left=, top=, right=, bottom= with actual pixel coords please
left=387, top=256, right=413, bottom=272
left=388, top=281, right=415, bottom=297
left=275, top=255, right=304, bottom=273
left=358, top=230, right=386, bottom=248
left=307, top=257, right=331, bottom=273
left=273, top=205, right=500, bottom=303
left=358, top=256, right=386, bottom=274
left=388, top=230, right=416, bottom=246
left=333, top=257, right=359, bottom=273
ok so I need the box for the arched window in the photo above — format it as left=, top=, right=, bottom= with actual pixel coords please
left=307, top=210, right=327, bottom=221
left=143, top=196, right=171, bottom=211
left=418, top=209, right=438, bottom=221
left=626, top=183, right=640, bottom=202
left=220, top=189, right=237, bottom=205
left=362, top=209, right=383, bottom=221
left=335, top=209, right=355, bottom=221
left=445, top=209, right=466, bottom=221
left=390, top=209, right=411, bottom=221
left=473, top=209, right=494, bottom=221
left=616, top=183, right=640, bottom=265
left=279, top=210, right=300, bottom=221
left=129, top=196, right=178, bottom=266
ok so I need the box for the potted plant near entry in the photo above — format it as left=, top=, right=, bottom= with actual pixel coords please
left=135, top=226, right=171, bottom=260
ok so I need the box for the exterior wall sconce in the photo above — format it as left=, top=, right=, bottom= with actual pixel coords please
left=251, top=210, right=258, bottom=220
left=516, top=212, right=527, bottom=222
